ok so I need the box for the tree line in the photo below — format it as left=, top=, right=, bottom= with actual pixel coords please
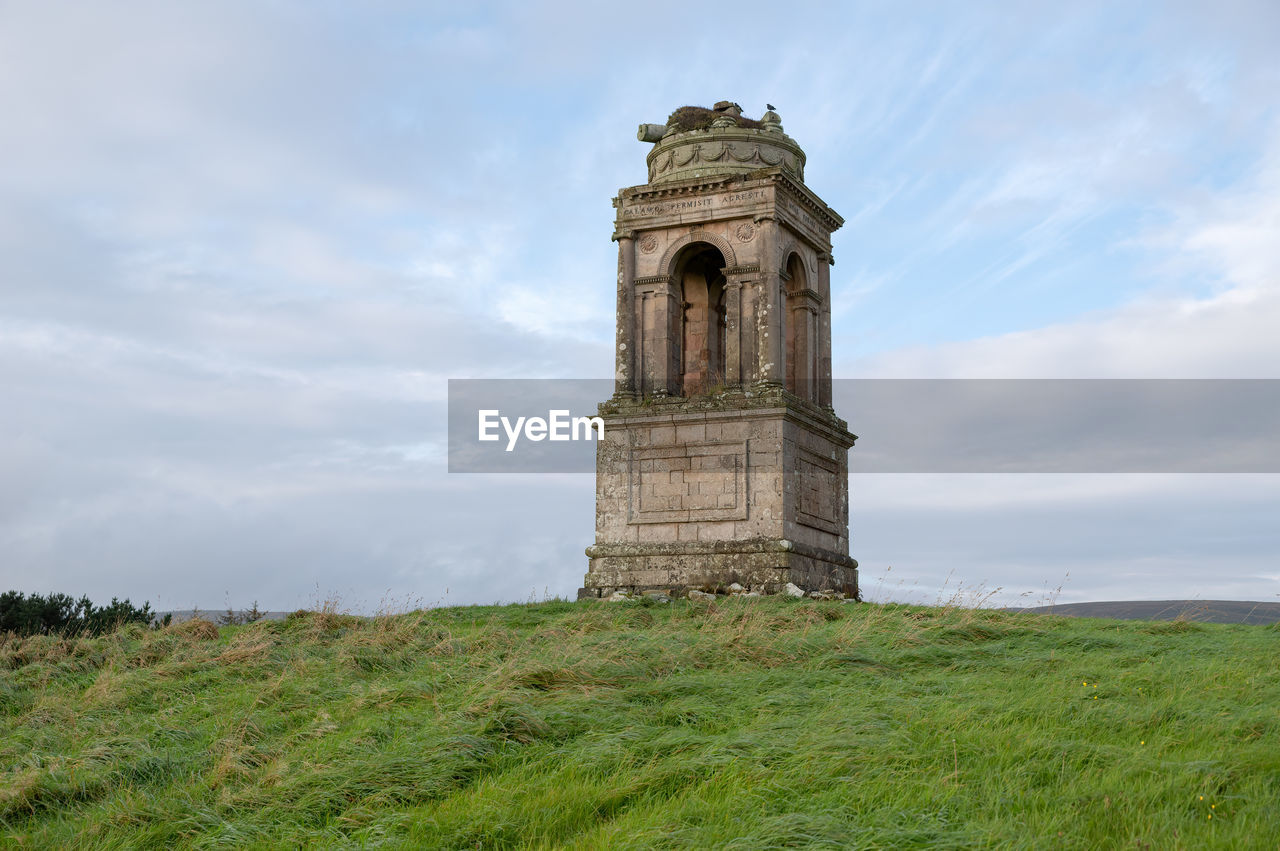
left=0, top=591, right=163, bottom=637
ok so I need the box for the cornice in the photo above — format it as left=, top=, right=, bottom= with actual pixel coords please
left=615, top=170, right=843, bottom=234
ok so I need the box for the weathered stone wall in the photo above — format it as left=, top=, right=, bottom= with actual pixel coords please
left=782, top=414, right=851, bottom=553
left=615, top=173, right=840, bottom=401
left=579, top=542, right=857, bottom=599
left=593, top=405, right=786, bottom=545
left=583, top=390, right=855, bottom=599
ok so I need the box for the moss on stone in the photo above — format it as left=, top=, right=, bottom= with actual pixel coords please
left=666, top=105, right=765, bottom=132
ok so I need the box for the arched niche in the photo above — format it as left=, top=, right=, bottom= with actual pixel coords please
left=658, top=229, right=737, bottom=280
left=783, top=251, right=816, bottom=401
left=672, top=242, right=727, bottom=396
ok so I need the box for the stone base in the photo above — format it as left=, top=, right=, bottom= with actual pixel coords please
left=578, top=537, right=858, bottom=600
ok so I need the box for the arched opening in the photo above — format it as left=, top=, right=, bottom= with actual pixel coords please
left=674, top=243, right=727, bottom=396
left=784, top=252, right=814, bottom=400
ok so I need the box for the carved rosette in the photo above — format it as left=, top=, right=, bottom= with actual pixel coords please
left=646, top=127, right=806, bottom=185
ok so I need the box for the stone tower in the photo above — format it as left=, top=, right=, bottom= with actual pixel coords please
left=578, top=101, right=857, bottom=599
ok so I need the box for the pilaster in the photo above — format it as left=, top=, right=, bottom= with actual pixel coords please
left=754, top=215, right=783, bottom=387
left=816, top=251, right=834, bottom=409
left=613, top=231, right=637, bottom=398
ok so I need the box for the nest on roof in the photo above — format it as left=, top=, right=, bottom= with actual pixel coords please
left=666, top=105, right=764, bottom=132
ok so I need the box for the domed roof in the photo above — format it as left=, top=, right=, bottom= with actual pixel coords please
left=636, top=102, right=805, bottom=186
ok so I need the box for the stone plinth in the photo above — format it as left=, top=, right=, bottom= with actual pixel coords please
left=578, top=388, right=856, bottom=599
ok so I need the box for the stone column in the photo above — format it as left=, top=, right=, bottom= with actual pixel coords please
left=816, top=251, right=834, bottom=408
left=637, top=289, right=650, bottom=396
left=722, top=268, right=755, bottom=387
left=803, top=302, right=820, bottom=402
left=791, top=298, right=809, bottom=400
left=754, top=215, right=783, bottom=387
left=740, top=280, right=758, bottom=384
left=657, top=276, right=682, bottom=395
left=613, top=231, right=637, bottom=398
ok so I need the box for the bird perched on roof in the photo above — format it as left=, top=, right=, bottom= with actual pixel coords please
left=766, top=103, right=776, bottom=110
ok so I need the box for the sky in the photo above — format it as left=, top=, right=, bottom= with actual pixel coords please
left=2, top=1, right=1278, bottom=612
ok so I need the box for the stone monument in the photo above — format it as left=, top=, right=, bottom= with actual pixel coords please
left=578, top=101, right=857, bottom=599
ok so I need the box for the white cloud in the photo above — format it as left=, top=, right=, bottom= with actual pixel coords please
left=849, top=121, right=1280, bottom=379
left=1, top=1, right=1277, bottom=609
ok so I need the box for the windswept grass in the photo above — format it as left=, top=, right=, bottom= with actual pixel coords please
left=1, top=599, right=1277, bottom=848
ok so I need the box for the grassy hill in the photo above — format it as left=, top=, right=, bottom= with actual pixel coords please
left=2, top=598, right=1277, bottom=848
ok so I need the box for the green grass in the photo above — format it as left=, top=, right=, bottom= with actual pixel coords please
left=2, top=598, right=1277, bottom=849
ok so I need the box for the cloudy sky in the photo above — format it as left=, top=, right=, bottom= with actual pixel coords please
left=2, top=1, right=1277, bottom=612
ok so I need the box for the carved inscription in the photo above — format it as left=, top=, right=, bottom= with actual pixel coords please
left=779, top=196, right=820, bottom=235
left=622, top=189, right=768, bottom=219
left=723, top=189, right=767, bottom=204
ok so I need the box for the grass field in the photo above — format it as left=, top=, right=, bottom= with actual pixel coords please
left=2, top=597, right=1277, bottom=848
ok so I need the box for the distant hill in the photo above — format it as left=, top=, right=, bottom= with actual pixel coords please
left=159, top=609, right=291, bottom=624
left=1009, top=599, right=1280, bottom=625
